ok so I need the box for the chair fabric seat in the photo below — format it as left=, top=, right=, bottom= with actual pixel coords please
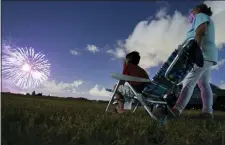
left=142, top=40, right=198, bottom=98
left=142, top=81, right=169, bottom=98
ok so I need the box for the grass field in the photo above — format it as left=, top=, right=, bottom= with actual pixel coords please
left=2, top=93, right=225, bottom=145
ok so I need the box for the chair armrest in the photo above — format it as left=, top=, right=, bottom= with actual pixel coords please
left=111, top=72, right=151, bottom=83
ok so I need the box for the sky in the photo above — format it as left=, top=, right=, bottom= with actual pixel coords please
left=1, top=1, right=225, bottom=101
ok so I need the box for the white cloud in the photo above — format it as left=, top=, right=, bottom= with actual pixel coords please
left=106, top=49, right=114, bottom=55
left=204, top=1, right=225, bottom=15
left=87, top=45, right=100, bottom=53
left=89, top=84, right=111, bottom=99
left=108, top=1, right=225, bottom=69
left=3, top=78, right=112, bottom=100
left=211, top=59, right=225, bottom=70
left=220, top=81, right=225, bottom=89
left=156, top=7, right=167, bottom=18
left=71, top=88, right=86, bottom=94
left=106, top=40, right=126, bottom=59
left=204, top=1, right=225, bottom=49
left=20, top=92, right=27, bottom=95
left=70, top=50, right=80, bottom=55
left=106, top=48, right=125, bottom=59
left=27, top=79, right=84, bottom=97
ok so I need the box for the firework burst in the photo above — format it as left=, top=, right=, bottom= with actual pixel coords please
left=2, top=43, right=51, bottom=89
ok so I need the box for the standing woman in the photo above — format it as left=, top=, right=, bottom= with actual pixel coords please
left=171, top=3, right=218, bottom=119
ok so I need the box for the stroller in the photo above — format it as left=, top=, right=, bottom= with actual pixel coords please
left=105, top=38, right=203, bottom=121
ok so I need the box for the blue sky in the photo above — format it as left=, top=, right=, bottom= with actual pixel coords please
left=2, top=1, right=225, bottom=100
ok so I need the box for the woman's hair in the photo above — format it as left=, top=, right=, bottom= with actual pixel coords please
left=126, top=51, right=140, bottom=65
left=195, top=3, right=213, bottom=16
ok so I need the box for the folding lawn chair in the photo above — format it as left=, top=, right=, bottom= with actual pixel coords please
left=105, top=38, right=201, bottom=121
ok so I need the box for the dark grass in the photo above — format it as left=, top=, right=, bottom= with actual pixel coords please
left=2, top=93, right=225, bottom=145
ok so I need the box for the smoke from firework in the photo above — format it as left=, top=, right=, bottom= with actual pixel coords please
left=2, top=42, right=51, bottom=90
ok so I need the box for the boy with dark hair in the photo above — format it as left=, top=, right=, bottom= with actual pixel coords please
left=114, top=51, right=149, bottom=113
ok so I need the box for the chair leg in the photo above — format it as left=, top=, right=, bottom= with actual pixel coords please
left=136, top=94, right=158, bottom=121
left=105, top=80, right=125, bottom=112
left=143, top=105, right=158, bottom=121
left=166, top=105, right=176, bottom=117
left=132, top=102, right=139, bottom=113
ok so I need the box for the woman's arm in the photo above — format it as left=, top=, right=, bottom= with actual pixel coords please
left=193, top=13, right=209, bottom=48
left=195, top=22, right=207, bottom=47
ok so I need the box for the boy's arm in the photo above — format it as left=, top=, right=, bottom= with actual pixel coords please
left=146, top=73, right=150, bottom=79
left=122, top=62, right=129, bottom=75
left=113, top=62, right=129, bottom=91
left=145, top=71, right=150, bottom=79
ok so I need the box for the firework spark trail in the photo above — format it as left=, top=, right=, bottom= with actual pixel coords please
left=2, top=43, right=51, bottom=89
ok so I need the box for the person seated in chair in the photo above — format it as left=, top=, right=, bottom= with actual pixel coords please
left=114, top=51, right=149, bottom=113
